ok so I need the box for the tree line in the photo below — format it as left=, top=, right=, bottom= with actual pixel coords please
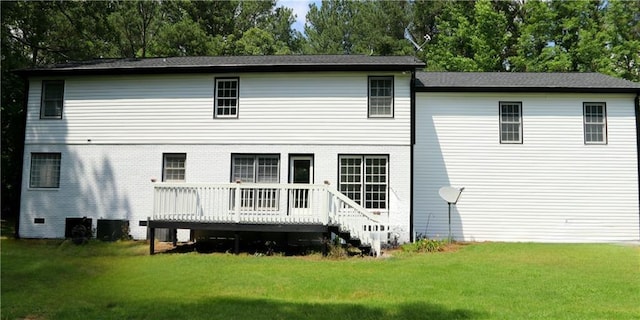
left=1, top=0, right=639, bottom=219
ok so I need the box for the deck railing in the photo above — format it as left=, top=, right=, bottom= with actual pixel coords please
left=152, top=182, right=386, bottom=255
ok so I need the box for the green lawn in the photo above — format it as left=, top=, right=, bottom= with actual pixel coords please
left=1, top=239, right=638, bottom=320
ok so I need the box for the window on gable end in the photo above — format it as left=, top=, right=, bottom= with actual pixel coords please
left=584, top=102, right=607, bottom=144
left=368, top=76, right=394, bottom=117
left=499, top=102, right=522, bottom=144
left=214, top=78, right=239, bottom=118
left=41, top=80, right=64, bottom=119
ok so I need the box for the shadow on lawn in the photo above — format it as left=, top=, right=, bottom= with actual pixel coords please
left=81, top=297, right=483, bottom=320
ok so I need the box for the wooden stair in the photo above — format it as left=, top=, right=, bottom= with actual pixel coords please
left=329, top=226, right=373, bottom=255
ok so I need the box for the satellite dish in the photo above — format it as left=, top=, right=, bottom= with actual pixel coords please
left=438, top=186, right=465, bottom=243
left=439, top=187, right=464, bottom=204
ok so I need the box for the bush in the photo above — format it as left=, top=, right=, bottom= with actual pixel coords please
left=401, top=238, right=447, bottom=253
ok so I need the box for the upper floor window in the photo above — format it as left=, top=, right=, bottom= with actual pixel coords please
left=584, top=102, right=607, bottom=144
left=163, top=153, right=186, bottom=182
left=41, top=80, right=64, bottom=119
left=30, top=153, right=61, bottom=188
left=368, top=76, right=393, bottom=118
left=215, top=78, right=239, bottom=118
left=339, top=155, right=388, bottom=210
left=499, top=102, right=522, bottom=144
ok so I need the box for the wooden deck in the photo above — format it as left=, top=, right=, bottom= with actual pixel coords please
left=149, top=183, right=387, bottom=255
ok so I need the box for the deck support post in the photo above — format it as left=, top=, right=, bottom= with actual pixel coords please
left=171, top=228, right=177, bottom=247
left=234, top=232, right=240, bottom=254
left=322, top=233, right=329, bottom=257
left=149, top=227, right=156, bottom=255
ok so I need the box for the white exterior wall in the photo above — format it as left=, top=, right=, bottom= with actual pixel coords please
left=20, top=72, right=412, bottom=241
left=25, top=72, right=410, bottom=145
left=20, top=144, right=411, bottom=241
left=414, top=92, right=639, bottom=242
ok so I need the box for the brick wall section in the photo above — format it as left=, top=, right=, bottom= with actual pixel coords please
left=20, top=144, right=412, bottom=242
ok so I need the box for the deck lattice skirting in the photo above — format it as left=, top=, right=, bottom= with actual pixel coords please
left=150, top=182, right=387, bottom=255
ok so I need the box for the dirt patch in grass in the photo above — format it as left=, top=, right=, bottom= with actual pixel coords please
left=440, top=241, right=471, bottom=252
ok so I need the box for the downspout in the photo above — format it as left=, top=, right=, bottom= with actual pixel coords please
left=409, top=70, right=416, bottom=242
left=635, top=93, right=640, bottom=241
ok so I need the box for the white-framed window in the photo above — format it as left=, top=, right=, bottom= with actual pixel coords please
left=231, top=154, right=280, bottom=210
left=29, top=153, right=61, bottom=188
left=232, top=154, right=279, bottom=183
left=41, top=80, right=64, bottom=119
left=499, top=101, right=522, bottom=143
left=215, top=78, right=239, bottom=118
left=339, top=155, right=388, bottom=210
left=368, top=76, right=394, bottom=117
left=584, top=102, right=607, bottom=144
left=163, top=153, right=186, bottom=182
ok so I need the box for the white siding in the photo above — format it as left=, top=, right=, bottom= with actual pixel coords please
left=20, top=144, right=411, bottom=242
left=25, top=72, right=411, bottom=145
left=414, top=92, right=639, bottom=242
left=21, top=71, right=412, bottom=241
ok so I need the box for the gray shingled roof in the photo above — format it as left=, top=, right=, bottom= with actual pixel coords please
left=17, top=55, right=425, bottom=75
left=416, top=72, right=640, bottom=93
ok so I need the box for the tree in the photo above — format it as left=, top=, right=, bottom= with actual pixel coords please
left=421, top=0, right=512, bottom=71
left=599, top=0, right=640, bottom=81
left=304, top=0, right=357, bottom=54
left=108, top=1, right=161, bottom=58
left=150, top=15, right=215, bottom=56
left=304, top=0, right=412, bottom=55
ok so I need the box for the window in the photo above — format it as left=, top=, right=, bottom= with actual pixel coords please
left=584, top=102, right=607, bottom=144
left=30, top=153, right=61, bottom=188
left=499, top=102, right=522, bottom=143
left=339, top=155, right=388, bottom=210
left=163, top=153, right=186, bottom=182
left=368, top=76, right=393, bottom=117
left=232, top=154, right=279, bottom=183
left=215, top=78, right=239, bottom=118
left=231, top=154, right=280, bottom=210
left=41, top=80, right=64, bottom=119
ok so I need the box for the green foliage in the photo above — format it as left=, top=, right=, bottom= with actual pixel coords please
left=2, top=240, right=639, bottom=319
left=326, top=238, right=349, bottom=259
left=304, top=0, right=412, bottom=55
left=400, top=237, right=447, bottom=253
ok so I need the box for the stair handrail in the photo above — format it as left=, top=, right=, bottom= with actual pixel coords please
left=324, top=185, right=383, bottom=224
left=324, top=185, right=385, bottom=256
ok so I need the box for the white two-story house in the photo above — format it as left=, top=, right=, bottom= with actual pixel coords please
left=17, top=56, right=424, bottom=254
left=16, top=55, right=640, bottom=253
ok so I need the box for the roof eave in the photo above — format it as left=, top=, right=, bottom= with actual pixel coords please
left=15, top=63, right=425, bottom=77
left=415, top=86, right=640, bottom=94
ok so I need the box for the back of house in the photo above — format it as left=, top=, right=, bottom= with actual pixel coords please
left=16, top=55, right=422, bottom=247
left=16, top=55, right=640, bottom=246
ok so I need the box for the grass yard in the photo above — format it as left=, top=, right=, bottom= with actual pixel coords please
left=1, top=239, right=639, bottom=320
